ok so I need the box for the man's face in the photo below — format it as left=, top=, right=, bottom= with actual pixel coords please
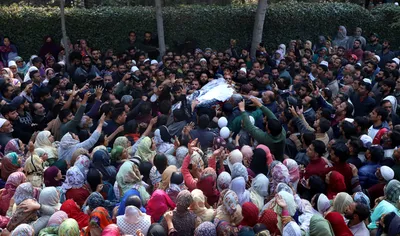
left=333, top=59, right=341, bottom=69
left=174, top=56, right=181, bottom=64
left=337, top=48, right=344, bottom=56
left=1, top=121, right=13, bottom=133
left=271, top=69, right=279, bottom=79
left=293, top=75, right=302, bottom=85
left=257, top=56, right=266, bottom=64
left=261, top=74, right=270, bottom=84
left=212, top=59, right=219, bottom=68
left=370, top=35, right=377, bottom=43
left=343, top=74, right=353, bottom=85
left=336, top=102, right=347, bottom=115
left=104, top=75, right=113, bottom=84
left=125, top=60, right=133, bottom=69
left=105, top=59, right=112, bottom=69
left=200, top=73, right=208, bottom=83
left=187, top=72, right=195, bottom=81
left=252, top=62, right=261, bottom=72
left=32, top=72, right=41, bottom=83
left=7, top=110, right=18, bottom=121
left=358, top=85, right=367, bottom=96
left=353, top=41, right=361, bottom=49
left=389, top=62, right=397, bottom=71
left=396, top=78, right=400, bottom=90
left=278, top=61, right=286, bottom=70
left=83, top=58, right=91, bottom=67
left=191, top=81, right=200, bottom=90
left=157, top=71, right=165, bottom=81
left=144, top=33, right=152, bottom=41
left=382, top=101, right=393, bottom=114
left=317, top=66, right=324, bottom=75
left=34, top=103, right=45, bottom=116
left=217, top=53, right=224, bottom=61
left=301, top=58, right=309, bottom=66
left=194, top=65, right=202, bottom=73
left=92, top=50, right=100, bottom=60
left=306, top=144, right=316, bottom=158
left=344, top=203, right=357, bottom=220
left=369, top=109, right=379, bottom=122
left=229, top=58, right=237, bottom=67
left=118, top=65, right=127, bottom=74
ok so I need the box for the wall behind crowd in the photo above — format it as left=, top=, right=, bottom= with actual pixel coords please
left=0, top=2, right=399, bottom=59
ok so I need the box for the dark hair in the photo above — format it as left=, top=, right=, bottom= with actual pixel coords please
left=341, top=121, right=357, bottom=139
left=0, top=104, right=16, bottom=117
left=267, top=118, right=283, bottom=136
left=319, top=118, right=331, bottom=133
left=312, top=140, right=326, bottom=157
left=382, top=79, right=396, bottom=92
left=159, top=100, right=172, bottom=115
left=374, top=106, right=389, bottom=122
left=344, top=101, right=354, bottom=117
left=139, top=101, right=152, bottom=115
left=369, top=145, right=384, bottom=163
left=349, top=137, right=363, bottom=155
left=32, top=57, right=43, bottom=65
left=125, top=195, right=142, bottom=209
left=360, top=81, right=372, bottom=92
left=111, top=107, right=125, bottom=121
left=355, top=203, right=370, bottom=221
left=58, top=109, right=71, bottom=122
left=153, top=154, right=168, bottom=174
left=198, top=114, right=210, bottom=129
left=302, top=132, right=316, bottom=146
left=87, top=168, right=102, bottom=192
left=354, top=116, right=370, bottom=132
left=331, top=141, right=349, bottom=162
left=390, top=130, right=400, bottom=147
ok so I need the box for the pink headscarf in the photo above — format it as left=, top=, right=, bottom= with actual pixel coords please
left=283, top=159, right=300, bottom=191
left=240, top=145, right=253, bottom=168
left=102, top=224, right=121, bottom=236
left=256, top=144, right=274, bottom=166
left=146, top=189, right=176, bottom=223
left=270, top=162, right=290, bottom=194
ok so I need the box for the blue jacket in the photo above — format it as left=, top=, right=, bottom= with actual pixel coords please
left=358, top=162, right=380, bottom=189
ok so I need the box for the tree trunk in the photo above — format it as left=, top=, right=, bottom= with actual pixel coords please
left=250, top=0, right=268, bottom=60
left=155, top=0, right=166, bottom=58
left=60, top=0, right=70, bottom=68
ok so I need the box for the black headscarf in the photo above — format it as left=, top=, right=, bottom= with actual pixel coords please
left=148, top=223, right=167, bottom=236
left=250, top=148, right=268, bottom=176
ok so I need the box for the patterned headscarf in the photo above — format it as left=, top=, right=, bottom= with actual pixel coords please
left=176, top=190, right=193, bottom=213
left=194, top=222, right=217, bottom=236
left=11, top=224, right=34, bottom=236
left=283, top=159, right=300, bottom=190
left=47, top=211, right=68, bottom=227
left=113, top=136, right=130, bottom=149
left=62, top=166, right=85, bottom=190
left=86, top=192, right=105, bottom=211
left=385, top=179, right=400, bottom=205
left=74, top=155, right=90, bottom=179
left=58, top=218, right=80, bottom=236
left=231, top=163, right=248, bottom=182
left=354, top=192, right=370, bottom=208
left=14, top=182, right=34, bottom=205
left=270, top=162, right=290, bottom=193
left=86, top=207, right=112, bottom=234
left=175, top=146, right=188, bottom=168
left=223, top=190, right=240, bottom=215
left=217, top=171, right=232, bottom=192
left=241, top=145, right=253, bottom=167
left=5, top=139, right=23, bottom=155
left=135, top=137, right=156, bottom=162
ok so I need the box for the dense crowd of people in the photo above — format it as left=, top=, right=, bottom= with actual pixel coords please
left=0, top=25, right=399, bottom=236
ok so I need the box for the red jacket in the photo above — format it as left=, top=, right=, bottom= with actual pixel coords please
left=303, top=158, right=329, bottom=180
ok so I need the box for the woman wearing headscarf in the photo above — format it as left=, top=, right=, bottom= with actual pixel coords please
left=309, top=214, right=334, bottom=236
left=58, top=218, right=80, bottom=236
left=134, top=136, right=156, bottom=162
left=110, top=146, right=129, bottom=167
left=24, top=154, right=45, bottom=188
left=195, top=221, right=217, bottom=236
left=60, top=199, right=89, bottom=229
left=101, top=224, right=120, bottom=236
left=1, top=152, right=22, bottom=182
left=14, top=56, right=29, bottom=75
left=197, top=167, right=220, bottom=206
left=239, top=202, right=259, bottom=227
left=154, top=126, right=175, bottom=154
left=250, top=148, right=269, bottom=177
left=249, top=174, right=269, bottom=211
left=326, top=171, right=346, bottom=199
left=43, top=166, right=62, bottom=187
left=62, top=166, right=90, bottom=207
left=10, top=224, right=34, bottom=236
left=332, top=192, right=353, bottom=215
left=175, top=146, right=188, bottom=168
left=283, top=159, right=300, bottom=191
left=376, top=212, right=400, bottom=236
left=301, top=175, right=327, bottom=202
left=116, top=161, right=149, bottom=203
left=6, top=183, right=38, bottom=231
left=4, top=138, right=25, bottom=156
left=311, top=193, right=331, bottom=216
left=190, top=189, right=215, bottom=222
left=38, top=211, right=68, bottom=235
left=368, top=179, right=400, bottom=230
left=214, top=190, right=243, bottom=235
left=332, top=26, right=349, bottom=49
left=161, top=190, right=199, bottom=235
left=181, top=150, right=205, bottom=191
left=0, top=172, right=25, bottom=216
left=230, top=177, right=250, bottom=206
left=325, top=212, right=353, bottom=236
left=83, top=207, right=113, bottom=236
left=159, top=165, right=178, bottom=191
left=117, top=205, right=151, bottom=235
left=34, top=131, right=58, bottom=163
left=270, top=162, right=290, bottom=194
left=146, top=189, right=176, bottom=223
left=31, top=187, right=61, bottom=234
left=73, top=154, right=90, bottom=179
left=166, top=171, right=185, bottom=203
left=258, top=210, right=280, bottom=236
left=92, top=150, right=117, bottom=186
left=217, top=172, right=231, bottom=192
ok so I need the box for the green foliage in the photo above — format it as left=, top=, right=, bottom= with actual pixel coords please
left=0, top=3, right=399, bottom=59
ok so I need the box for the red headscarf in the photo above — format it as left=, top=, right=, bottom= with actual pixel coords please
left=258, top=210, right=280, bottom=236
left=146, top=189, right=176, bottom=223
left=325, top=212, right=353, bottom=236
left=60, top=199, right=89, bottom=229
left=84, top=207, right=112, bottom=236
left=326, top=171, right=346, bottom=199
left=197, top=168, right=220, bottom=206
left=240, top=202, right=259, bottom=227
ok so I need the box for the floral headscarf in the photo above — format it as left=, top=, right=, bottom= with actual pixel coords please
left=34, top=131, right=53, bottom=148
left=116, top=161, right=142, bottom=195
left=175, top=146, right=188, bottom=168
left=385, top=179, right=400, bottom=205
left=194, top=222, right=217, bottom=236
left=73, top=154, right=90, bottom=179
left=270, top=162, right=290, bottom=193
left=231, top=163, right=248, bottom=182
left=14, top=182, right=34, bottom=205
left=24, top=154, right=44, bottom=175
left=113, top=136, right=130, bottom=149
left=283, top=159, right=300, bottom=190
left=58, top=218, right=80, bottom=236
left=217, top=171, right=231, bottom=192
left=62, top=166, right=85, bottom=190
left=176, top=190, right=193, bottom=213
left=11, top=224, right=34, bottom=236
left=84, top=207, right=113, bottom=235
left=47, top=211, right=68, bottom=227
left=4, top=139, right=23, bottom=155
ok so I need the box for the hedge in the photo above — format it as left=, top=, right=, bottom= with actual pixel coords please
left=0, top=3, right=399, bottom=59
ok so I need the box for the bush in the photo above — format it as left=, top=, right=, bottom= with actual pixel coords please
left=0, top=3, right=399, bottom=59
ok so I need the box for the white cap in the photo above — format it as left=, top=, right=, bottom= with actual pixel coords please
left=392, top=58, right=400, bottom=65
left=8, top=61, right=16, bottom=67
left=360, top=134, right=372, bottom=148
left=132, top=60, right=136, bottom=65
left=151, top=60, right=158, bottom=65
left=374, top=55, right=381, bottom=63
left=218, top=117, right=228, bottom=128
left=220, top=127, right=230, bottom=139
left=131, top=66, right=139, bottom=73
left=200, top=58, right=207, bottom=63
left=239, top=68, right=247, bottom=74
left=363, top=78, right=372, bottom=84
left=380, top=166, right=394, bottom=181
left=0, top=118, right=7, bottom=128
left=319, top=61, right=328, bottom=67
left=144, top=58, right=150, bottom=63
